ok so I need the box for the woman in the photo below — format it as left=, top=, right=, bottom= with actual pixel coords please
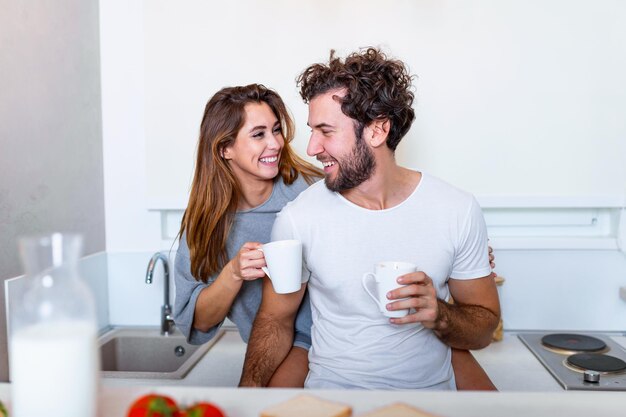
left=174, top=83, right=496, bottom=389
left=174, top=84, right=320, bottom=386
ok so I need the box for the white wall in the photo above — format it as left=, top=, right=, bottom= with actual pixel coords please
left=99, top=1, right=626, bottom=332
left=496, top=249, right=626, bottom=331
left=101, top=0, right=626, bottom=245
left=142, top=0, right=626, bottom=206
left=99, top=0, right=164, bottom=251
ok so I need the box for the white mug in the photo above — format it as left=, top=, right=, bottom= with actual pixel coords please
left=362, top=261, right=417, bottom=318
left=259, top=239, right=304, bottom=294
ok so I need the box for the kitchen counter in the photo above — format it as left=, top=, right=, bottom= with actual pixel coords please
left=2, top=331, right=626, bottom=416
left=471, top=331, right=563, bottom=391
left=100, top=330, right=565, bottom=391
left=1, top=383, right=625, bottom=416
left=101, top=328, right=247, bottom=387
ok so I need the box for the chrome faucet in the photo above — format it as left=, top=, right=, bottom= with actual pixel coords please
left=145, top=252, right=175, bottom=335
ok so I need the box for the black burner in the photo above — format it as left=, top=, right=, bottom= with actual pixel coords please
left=541, top=333, right=606, bottom=352
left=567, top=353, right=626, bottom=373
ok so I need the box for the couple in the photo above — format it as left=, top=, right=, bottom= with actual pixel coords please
left=174, top=48, right=501, bottom=390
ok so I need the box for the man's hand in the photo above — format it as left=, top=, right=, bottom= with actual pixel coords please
left=385, top=271, right=440, bottom=328
left=386, top=272, right=500, bottom=350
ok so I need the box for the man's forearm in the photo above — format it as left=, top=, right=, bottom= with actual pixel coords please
left=433, top=299, right=499, bottom=350
left=239, top=313, right=294, bottom=387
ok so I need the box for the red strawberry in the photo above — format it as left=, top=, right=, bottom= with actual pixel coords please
left=127, top=394, right=181, bottom=417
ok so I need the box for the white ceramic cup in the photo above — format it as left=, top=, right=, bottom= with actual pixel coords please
left=259, top=239, right=304, bottom=294
left=362, top=261, right=417, bottom=318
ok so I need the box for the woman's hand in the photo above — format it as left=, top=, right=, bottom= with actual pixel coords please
left=229, top=242, right=267, bottom=282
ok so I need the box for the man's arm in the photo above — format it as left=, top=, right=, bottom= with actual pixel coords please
left=450, top=248, right=499, bottom=390
left=433, top=274, right=500, bottom=349
left=239, top=277, right=306, bottom=387
left=387, top=272, right=500, bottom=350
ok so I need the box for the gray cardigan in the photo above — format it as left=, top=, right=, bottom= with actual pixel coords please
left=173, top=176, right=313, bottom=349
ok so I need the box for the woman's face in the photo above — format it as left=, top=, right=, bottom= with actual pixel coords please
left=223, top=102, right=285, bottom=184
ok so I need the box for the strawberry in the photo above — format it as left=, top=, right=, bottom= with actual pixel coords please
left=181, top=402, right=226, bottom=417
left=127, top=394, right=181, bottom=417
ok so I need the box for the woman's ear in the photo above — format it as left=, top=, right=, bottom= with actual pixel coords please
left=221, top=146, right=232, bottom=160
left=368, top=119, right=390, bottom=148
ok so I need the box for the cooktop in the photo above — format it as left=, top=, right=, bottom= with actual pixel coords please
left=518, top=332, right=626, bottom=391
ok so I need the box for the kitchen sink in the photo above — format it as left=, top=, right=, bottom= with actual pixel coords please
left=99, top=326, right=224, bottom=379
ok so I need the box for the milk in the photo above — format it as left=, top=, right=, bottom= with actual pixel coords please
left=10, top=320, right=99, bottom=417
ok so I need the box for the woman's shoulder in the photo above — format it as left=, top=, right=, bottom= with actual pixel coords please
left=175, top=232, right=191, bottom=260
left=281, top=179, right=332, bottom=211
left=276, top=174, right=319, bottom=201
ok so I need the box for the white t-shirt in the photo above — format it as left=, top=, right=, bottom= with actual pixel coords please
left=271, top=172, right=491, bottom=390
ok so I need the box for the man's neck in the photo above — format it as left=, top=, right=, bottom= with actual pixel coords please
left=340, top=160, right=421, bottom=210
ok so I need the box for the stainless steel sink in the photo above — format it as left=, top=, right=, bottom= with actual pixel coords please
left=99, top=327, right=224, bottom=379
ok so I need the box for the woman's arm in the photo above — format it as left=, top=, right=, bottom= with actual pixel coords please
left=192, top=242, right=266, bottom=331
left=451, top=348, right=497, bottom=391
left=267, top=346, right=309, bottom=387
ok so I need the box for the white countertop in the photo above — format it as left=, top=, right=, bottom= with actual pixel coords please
left=100, top=329, right=566, bottom=391
left=3, top=331, right=626, bottom=416
left=1, top=384, right=626, bottom=416
left=471, top=332, right=563, bottom=391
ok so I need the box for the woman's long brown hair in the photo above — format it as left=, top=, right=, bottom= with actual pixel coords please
left=179, top=84, right=322, bottom=283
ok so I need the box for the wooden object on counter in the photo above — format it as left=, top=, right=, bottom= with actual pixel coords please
left=260, top=394, right=352, bottom=417
left=358, top=402, right=440, bottom=416
left=492, top=275, right=505, bottom=342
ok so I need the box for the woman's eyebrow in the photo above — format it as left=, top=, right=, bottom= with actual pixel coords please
left=248, top=124, right=267, bottom=133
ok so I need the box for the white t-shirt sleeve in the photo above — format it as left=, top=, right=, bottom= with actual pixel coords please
left=271, top=205, right=296, bottom=241
left=271, top=206, right=311, bottom=283
left=450, top=197, right=492, bottom=280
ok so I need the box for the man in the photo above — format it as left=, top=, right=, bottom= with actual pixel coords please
left=240, top=48, right=500, bottom=389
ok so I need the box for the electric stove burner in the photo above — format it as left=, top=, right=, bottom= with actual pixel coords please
left=541, top=333, right=607, bottom=353
left=519, top=332, right=626, bottom=391
left=565, top=353, right=626, bottom=374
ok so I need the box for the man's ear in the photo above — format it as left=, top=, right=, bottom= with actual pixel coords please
left=367, top=119, right=390, bottom=148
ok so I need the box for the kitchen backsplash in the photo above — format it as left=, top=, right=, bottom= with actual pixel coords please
left=493, top=249, right=626, bottom=331
left=4, top=252, right=110, bottom=335
left=5, top=249, right=626, bottom=333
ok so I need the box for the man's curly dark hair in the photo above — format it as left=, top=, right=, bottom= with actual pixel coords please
left=297, top=47, right=416, bottom=151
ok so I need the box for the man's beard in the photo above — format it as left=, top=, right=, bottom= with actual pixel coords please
left=324, top=133, right=376, bottom=192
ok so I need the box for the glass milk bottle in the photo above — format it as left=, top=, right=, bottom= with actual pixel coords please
left=9, top=233, right=99, bottom=417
